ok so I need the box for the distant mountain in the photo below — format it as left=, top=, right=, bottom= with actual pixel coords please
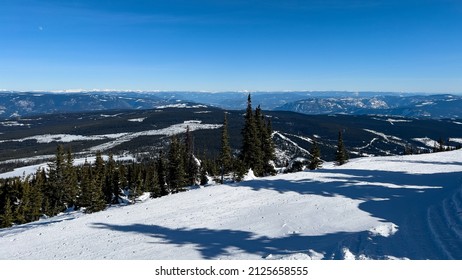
left=1, top=90, right=461, bottom=119
left=275, top=94, right=462, bottom=119
left=0, top=91, right=200, bottom=118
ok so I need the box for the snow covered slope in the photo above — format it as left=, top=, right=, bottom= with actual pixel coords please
left=1, top=151, right=462, bottom=260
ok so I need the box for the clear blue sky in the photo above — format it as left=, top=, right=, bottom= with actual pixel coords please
left=1, top=0, right=462, bottom=92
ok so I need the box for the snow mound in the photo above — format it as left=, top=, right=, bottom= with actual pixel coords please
left=369, top=223, right=398, bottom=237
left=243, top=169, right=257, bottom=181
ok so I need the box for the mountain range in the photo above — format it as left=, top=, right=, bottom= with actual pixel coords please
left=2, top=91, right=462, bottom=119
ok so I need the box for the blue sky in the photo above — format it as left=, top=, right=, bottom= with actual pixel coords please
left=1, top=0, right=462, bottom=92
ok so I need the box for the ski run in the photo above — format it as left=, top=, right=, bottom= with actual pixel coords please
left=1, top=150, right=462, bottom=260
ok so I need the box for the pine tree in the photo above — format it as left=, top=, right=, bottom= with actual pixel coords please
left=63, top=148, right=78, bottom=209
left=29, top=178, right=43, bottom=221
left=157, top=151, right=168, bottom=196
left=1, top=197, right=13, bottom=228
left=335, top=130, right=348, bottom=166
left=148, top=163, right=161, bottom=198
left=79, top=161, right=105, bottom=213
left=308, top=139, right=322, bottom=170
left=184, top=126, right=199, bottom=186
left=46, top=145, right=67, bottom=215
left=261, top=118, right=276, bottom=175
left=104, top=153, right=122, bottom=204
left=240, top=94, right=263, bottom=176
left=15, top=179, right=30, bottom=224
left=219, top=113, right=233, bottom=183
left=167, top=135, right=186, bottom=193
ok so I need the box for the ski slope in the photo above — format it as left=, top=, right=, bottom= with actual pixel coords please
left=1, top=150, right=462, bottom=260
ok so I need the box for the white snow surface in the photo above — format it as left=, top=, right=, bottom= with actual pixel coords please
left=89, top=120, right=221, bottom=151
left=156, top=103, right=207, bottom=109
left=1, top=150, right=462, bottom=260
left=127, top=118, right=146, bottom=122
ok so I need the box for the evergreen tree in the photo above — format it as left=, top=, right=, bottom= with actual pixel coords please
left=148, top=163, right=161, bottom=198
left=199, top=164, right=208, bottom=185
left=184, top=126, right=199, bottom=186
left=15, top=179, right=30, bottom=224
left=261, top=118, right=276, bottom=175
left=63, top=148, right=78, bottom=208
left=240, top=94, right=263, bottom=176
left=79, top=161, right=105, bottom=213
left=130, top=171, right=143, bottom=203
left=1, top=197, right=13, bottom=228
left=308, top=139, right=322, bottom=170
left=157, top=151, right=169, bottom=196
left=45, top=145, right=67, bottom=215
left=219, top=113, right=233, bottom=183
left=335, top=130, right=348, bottom=166
left=167, top=135, right=186, bottom=193
left=28, top=179, right=43, bottom=221
left=104, top=153, right=123, bottom=204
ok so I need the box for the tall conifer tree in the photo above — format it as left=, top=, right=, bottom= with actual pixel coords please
left=167, top=135, right=186, bottom=193
left=308, top=139, right=322, bottom=170
left=156, top=151, right=168, bottom=196
left=240, top=94, right=263, bottom=175
left=219, top=113, right=233, bottom=183
left=1, top=197, right=13, bottom=228
left=335, top=131, right=348, bottom=166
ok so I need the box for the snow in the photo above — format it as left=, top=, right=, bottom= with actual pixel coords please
left=0, top=121, right=25, bottom=127
left=127, top=118, right=146, bottom=122
left=0, top=133, right=129, bottom=144
left=156, top=103, right=207, bottom=109
left=89, top=121, right=221, bottom=152
left=412, top=137, right=452, bottom=149
left=1, top=150, right=462, bottom=260
left=273, top=131, right=311, bottom=155
left=386, top=118, right=412, bottom=125
left=449, top=138, right=462, bottom=144
left=363, top=129, right=402, bottom=142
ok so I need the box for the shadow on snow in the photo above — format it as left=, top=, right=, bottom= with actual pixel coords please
left=93, top=167, right=462, bottom=260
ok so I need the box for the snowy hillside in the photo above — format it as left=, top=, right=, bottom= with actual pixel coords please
left=1, top=150, right=462, bottom=260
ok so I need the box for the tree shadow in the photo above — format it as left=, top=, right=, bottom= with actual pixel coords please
left=237, top=168, right=462, bottom=259
left=92, top=222, right=369, bottom=259
left=92, top=167, right=462, bottom=260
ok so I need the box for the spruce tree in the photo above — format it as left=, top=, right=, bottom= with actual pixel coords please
left=308, top=139, right=322, bottom=170
left=104, top=153, right=122, bottom=204
left=15, top=179, right=30, bottom=224
left=79, top=161, right=105, bottom=213
left=184, top=127, right=199, bottom=186
left=167, top=135, right=186, bottom=193
left=46, top=145, right=66, bottom=215
left=261, top=118, right=276, bottom=175
left=219, top=113, right=233, bottom=183
left=157, top=151, right=168, bottom=196
left=29, top=179, right=43, bottom=221
left=63, top=148, right=78, bottom=209
left=335, top=131, right=348, bottom=166
left=148, top=163, right=161, bottom=198
left=240, top=94, right=263, bottom=176
left=1, top=197, right=13, bottom=228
